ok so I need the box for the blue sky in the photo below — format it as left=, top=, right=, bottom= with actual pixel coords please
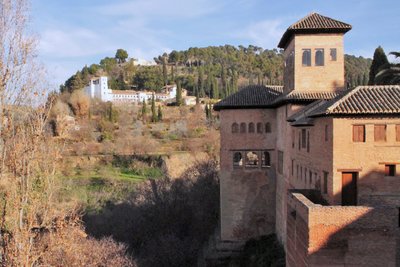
left=31, top=0, right=400, bottom=87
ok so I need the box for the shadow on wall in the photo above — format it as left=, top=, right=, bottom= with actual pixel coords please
left=287, top=169, right=400, bottom=267
left=83, top=161, right=220, bottom=267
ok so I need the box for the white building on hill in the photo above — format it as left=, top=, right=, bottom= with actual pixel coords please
left=84, top=77, right=184, bottom=103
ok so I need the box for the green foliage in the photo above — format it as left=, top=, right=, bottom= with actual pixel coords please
left=100, top=57, right=118, bottom=73
left=141, top=100, right=147, bottom=121
left=369, top=46, right=389, bottom=85
left=375, top=51, right=400, bottom=85
left=133, top=66, right=164, bottom=91
left=157, top=105, right=163, bottom=121
left=238, top=235, right=285, bottom=267
left=176, top=80, right=183, bottom=106
left=115, top=49, right=128, bottom=63
left=345, top=54, right=372, bottom=89
left=151, top=95, right=157, bottom=123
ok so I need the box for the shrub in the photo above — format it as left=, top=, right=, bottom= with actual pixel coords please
left=69, top=90, right=90, bottom=118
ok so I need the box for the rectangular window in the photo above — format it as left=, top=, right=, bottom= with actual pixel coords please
left=291, top=159, right=294, bottom=176
left=325, top=125, right=328, bottom=141
left=315, top=48, right=324, bottom=66
left=353, top=125, right=365, bottom=142
left=309, top=171, right=312, bottom=185
left=385, top=164, right=396, bottom=176
left=323, top=171, right=328, bottom=194
left=278, top=151, right=284, bottom=174
left=330, top=48, right=337, bottom=61
left=301, top=129, right=307, bottom=148
left=396, top=125, right=400, bottom=142
left=374, top=124, right=386, bottom=142
left=302, top=49, right=311, bottom=66
left=307, top=131, right=310, bottom=153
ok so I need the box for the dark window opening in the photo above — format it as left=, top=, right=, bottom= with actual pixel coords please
left=265, top=123, right=271, bottom=133
left=385, top=164, right=396, bottom=176
left=315, top=49, right=324, bottom=66
left=330, top=48, right=337, bottom=61
left=278, top=151, right=283, bottom=174
left=307, top=131, right=310, bottom=153
left=325, top=125, right=328, bottom=141
left=262, top=151, right=271, bottom=167
left=323, top=171, right=328, bottom=194
left=301, top=129, right=307, bottom=148
left=231, top=123, right=239, bottom=133
left=245, top=151, right=259, bottom=168
left=248, top=122, right=255, bottom=133
left=233, top=152, right=242, bottom=167
left=240, top=123, right=246, bottom=133
left=302, top=49, right=311, bottom=66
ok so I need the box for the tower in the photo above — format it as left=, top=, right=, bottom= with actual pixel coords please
left=278, top=13, right=352, bottom=94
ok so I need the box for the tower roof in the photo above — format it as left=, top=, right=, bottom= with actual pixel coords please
left=278, top=13, right=352, bottom=48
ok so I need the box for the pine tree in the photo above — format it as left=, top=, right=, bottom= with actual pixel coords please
left=176, top=80, right=183, bottom=106
left=151, top=95, right=157, bottom=122
left=369, top=46, right=389, bottom=85
left=157, top=105, right=163, bottom=121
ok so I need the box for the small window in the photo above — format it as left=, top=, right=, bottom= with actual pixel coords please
left=240, top=123, right=246, bottom=133
left=325, top=125, right=328, bottom=142
left=323, top=171, right=328, bottom=194
left=278, top=151, right=284, bottom=174
left=396, top=125, right=400, bottom=142
left=301, top=129, right=307, bottom=148
left=262, top=151, right=271, bottom=167
left=353, top=125, right=365, bottom=142
left=245, top=151, right=259, bottom=168
left=374, top=124, right=386, bottom=142
left=385, top=164, right=396, bottom=176
left=265, top=123, right=271, bottom=133
left=248, top=122, right=255, bottom=133
left=307, top=132, right=310, bottom=153
left=309, top=171, right=312, bottom=185
left=330, top=48, right=337, bottom=61
left=315, top=49, right=324, bottom=66
left=233, top=152, right=243, bottom=167
left=231, top=123, right=239, bottom=133
left=257, top=123, right=263, bottom=133
left=291, top=159, right=294, bottom=175
left=302, top=49, right=311, bottom=66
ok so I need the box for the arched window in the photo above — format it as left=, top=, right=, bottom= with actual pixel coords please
left=257, top=123, right=263, bottom=133
left=233, top=152, right=243, bottom=167
left=315, top=49, right=324, bottom=66
left=231, top=123, right=239, bottom=133
left=302, top=49, right=311, bottom=66
left=245, top=151, right=259, bottom=168
left=262, top=151, right=271, bottom=167
left=240, top=123, right=246, bottom=133
left=265, top=123, right=271, bottom=133
left=248, top=122, right=255, bottom=133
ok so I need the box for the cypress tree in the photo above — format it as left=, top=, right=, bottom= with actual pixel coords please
left=212, top=78, right=219, bottom=99
left=176, top=81, right=183, bottom=106
left=368, top=46, right=389, bottom=85
left=151, top=95, right=157, bottom=122
left=141, top=99, right=147, bottom=121
left=157, top=105, right=163, bottom=121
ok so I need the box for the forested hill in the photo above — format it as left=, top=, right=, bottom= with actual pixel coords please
left=60, top=45, right=371, bottom=99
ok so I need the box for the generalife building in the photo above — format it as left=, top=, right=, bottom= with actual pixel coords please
left=214, top=13, right=400, bottom=266
left=84, top=76, right=180, bottom=103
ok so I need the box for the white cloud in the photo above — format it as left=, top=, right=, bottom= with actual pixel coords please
left=232, top=19, right=285, bottom=49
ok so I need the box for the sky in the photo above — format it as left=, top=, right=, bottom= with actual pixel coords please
left=30, top=0, right=400, bottom=88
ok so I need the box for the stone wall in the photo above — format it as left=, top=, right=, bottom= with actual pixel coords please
left=219, top=109, right=277, bottom=241
left=287, top=192, right=400, bottom=267
left=294, top=33, right=345, bottom=93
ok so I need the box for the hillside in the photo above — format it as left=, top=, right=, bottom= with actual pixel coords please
left=60, top=46, right=372, bottom=99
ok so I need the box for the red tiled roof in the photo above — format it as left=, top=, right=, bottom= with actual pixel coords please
left=213, top=85, right=283, bottom=111
left=278, top=13, right=352, bottom=48
left=309, top=85, right=400, bottom=116
left=272, top=90, right=340, bottom=106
